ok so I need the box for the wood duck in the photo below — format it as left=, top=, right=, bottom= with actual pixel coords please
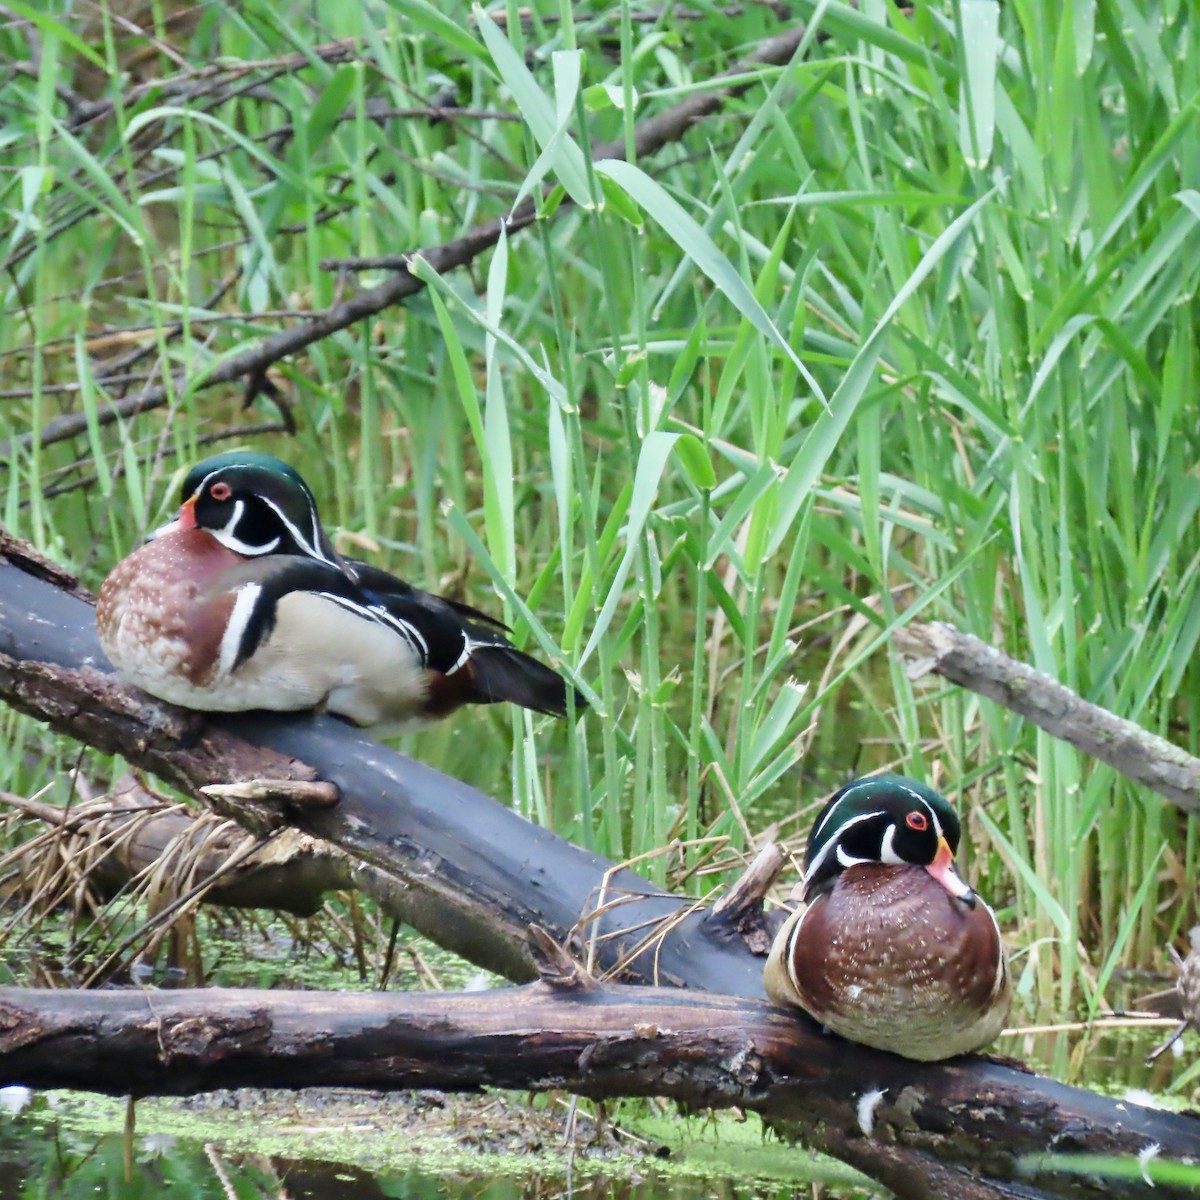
left=97, top=451, right=583, bottom=733
left=764, top=774, right=1012, bottom=1061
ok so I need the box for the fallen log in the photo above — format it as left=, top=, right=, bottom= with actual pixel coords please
left=3, top=527, right=1200, bottom=1200
left=0, top=528, right=764, bottom=994
left=0, top=979, right=1196, bottom=1200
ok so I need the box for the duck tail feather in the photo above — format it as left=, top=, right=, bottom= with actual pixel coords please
left=467, top=647, right=585, bottom=717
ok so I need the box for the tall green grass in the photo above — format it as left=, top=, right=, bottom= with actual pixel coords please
left=2, top=0, right=1199, bottom=1062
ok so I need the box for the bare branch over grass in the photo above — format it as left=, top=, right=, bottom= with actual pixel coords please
left=896, top=622, right=1200, bottom=814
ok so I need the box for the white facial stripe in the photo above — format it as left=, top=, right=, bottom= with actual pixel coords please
left=813, top=776, right=928, bottom=844
left=190, top=467, right=328, bottom=561
left=878, top=823, right=904, bottom=865
left=919, top=795, right=943, bottom=839
left=218, top=583, right=263, bottom=677
left=191, top=464, right=259, bottom=510
left=812, top=791, right=856, bottom=845
left=196, top=463, right=264, bottom=491
left=893, top=781, right=944, bottom=839
left=210, top=500, right=282, bottom=557
left=835, top=845, right=872, bottom=870
left=217, top=530, right=281, bottom=556
left=192, top=467, right=224, bottom=498
left=221, top=499, right=244, bottom=537
left=260, top=497, right=334, bottom=565
left=804, top=809, right=886, bottom=885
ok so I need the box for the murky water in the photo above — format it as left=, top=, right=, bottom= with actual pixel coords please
left=0, top=1090, right=882, bottom=1200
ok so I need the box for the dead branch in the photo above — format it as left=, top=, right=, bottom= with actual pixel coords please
left=0, top=984, right=1196, bottom=1200
left=708, top=835, right=786, bottom=952
left=895, top=622, right=1200, bottom=815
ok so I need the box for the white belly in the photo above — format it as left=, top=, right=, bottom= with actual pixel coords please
left=106, top=589, right=428, bottom=728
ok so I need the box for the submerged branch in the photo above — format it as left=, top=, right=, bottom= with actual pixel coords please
left=896, top=622, right=1200, bottom=814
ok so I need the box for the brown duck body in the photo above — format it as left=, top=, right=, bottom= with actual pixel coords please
left=98, top=528, right=431, bottom=728
left=765, top=863, right=1011, bottom=1061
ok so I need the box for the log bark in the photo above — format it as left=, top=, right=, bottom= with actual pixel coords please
left=3, top=528, right=1200, bottom=1200
left=0, top=982, right=1196, bottom=1200
left=895, top=622, right=1200, bottom=814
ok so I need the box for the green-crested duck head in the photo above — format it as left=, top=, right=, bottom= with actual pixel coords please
left=165, top=451, right=343, bottom=568
left=802, top=774, right=975, bottom=906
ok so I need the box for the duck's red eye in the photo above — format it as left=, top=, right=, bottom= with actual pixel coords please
left=906, top=811, right=929, bottom=832
left=209, top=482, right=232, bottom=502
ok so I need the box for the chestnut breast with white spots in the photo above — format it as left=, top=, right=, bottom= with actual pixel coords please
left=765, top=863, right=1011, bottom=1060
left=98, top=528, right=245, bottom=696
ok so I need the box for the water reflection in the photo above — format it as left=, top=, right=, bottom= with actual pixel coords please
left=0, top=1105, right=879, bottom=1200
left=1000, top=991, right=1200, bottom=1101
left=275, top=1161, right=845, bottom=1199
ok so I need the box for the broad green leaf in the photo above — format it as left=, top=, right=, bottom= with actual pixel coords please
left=123, top=107, right=316, bottom=201
left=978, top=811, right=1075, bottom=942
left=748, top=678, right=807, bottom=773
left=1018, top=1152, right=1200, bottom=1189
left=1089, top=849, right=1164, bottom=1015
left=483, top=226, right=515, bottom=580
left=594, top=158, right=825, bottom=406
left=380, top=0, right=489, bottom=61
left=1073, top=0, right=1096, bottom=72
left=579, top=432, right=679, bottom=665
left=675, top=434, right=716, bottom=490
left=958, top=0, right=999, bottom=167
left=510, top=51, right=589, bottom=213
left=476, top=9, right=594, bottom=208
left=767, top=186, right=997, bottom=558
left=306, top=64, right=360, bottom=149
left=409, top=256, right=569, bottom=404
